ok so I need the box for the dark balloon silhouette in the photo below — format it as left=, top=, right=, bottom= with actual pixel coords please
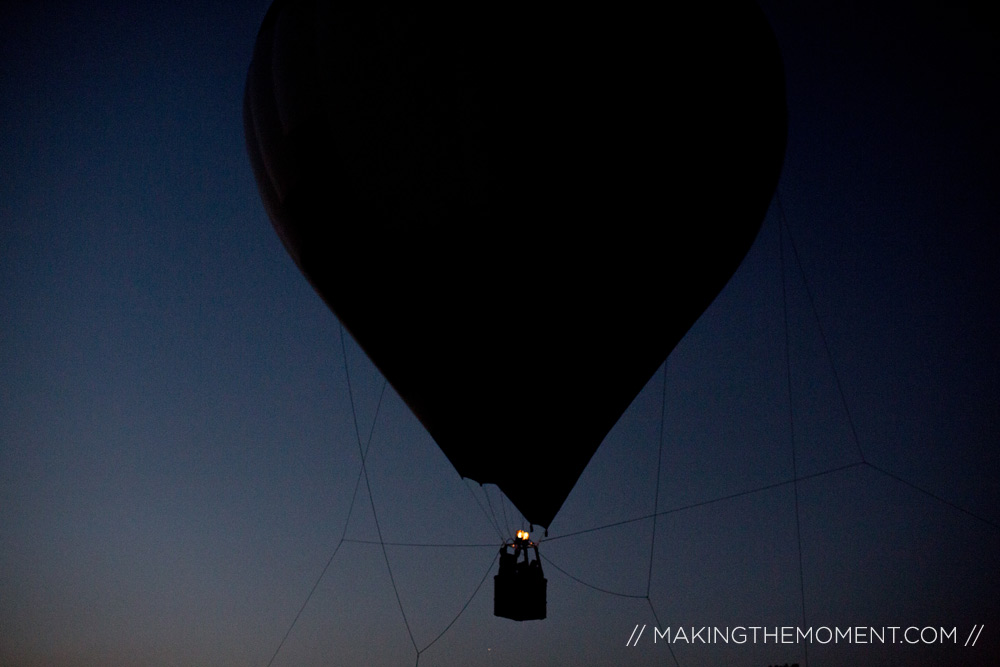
left=244, top=2, right=786, bottom=528
left=495, top=530, right=546, bottom=621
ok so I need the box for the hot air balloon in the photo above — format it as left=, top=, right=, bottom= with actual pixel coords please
left=244, top=1, right=786, bottom=537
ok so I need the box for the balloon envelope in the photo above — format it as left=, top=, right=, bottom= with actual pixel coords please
left=244, top=2, right=787, bottom=528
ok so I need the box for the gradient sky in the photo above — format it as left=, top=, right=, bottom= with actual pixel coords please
left=2, top=1, right=998, bottom=666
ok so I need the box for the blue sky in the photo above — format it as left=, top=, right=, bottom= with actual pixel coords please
left=2, top=1, right=997, bottom=665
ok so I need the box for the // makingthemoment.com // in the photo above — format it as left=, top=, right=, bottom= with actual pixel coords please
left=625, top=624, right=984, bottom=647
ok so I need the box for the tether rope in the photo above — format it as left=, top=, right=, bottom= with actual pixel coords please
left=464, top=479, right=506, bottom=541
left=343, top=539, right=498, bottom=548
left=262, top=324, right=387, bottom=667
left=645, top=362, right=668, bottom=598
left=779, top=197, right=810, bottom=667
left=268, top=203, right=996, bottom=665
left=416, top=550, right=500, bottom=659
left=541, top=553, right=645, bottom=599
left=338, top=326, right=419, bottom=654
left=542, top=462, right=866, bottom=545
left=336, top=326, right=511, bottom=667
left=776, top=194, right=867, bottom=464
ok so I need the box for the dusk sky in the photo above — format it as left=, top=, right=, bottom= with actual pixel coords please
left=2, top=2, right=998, bottom=666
